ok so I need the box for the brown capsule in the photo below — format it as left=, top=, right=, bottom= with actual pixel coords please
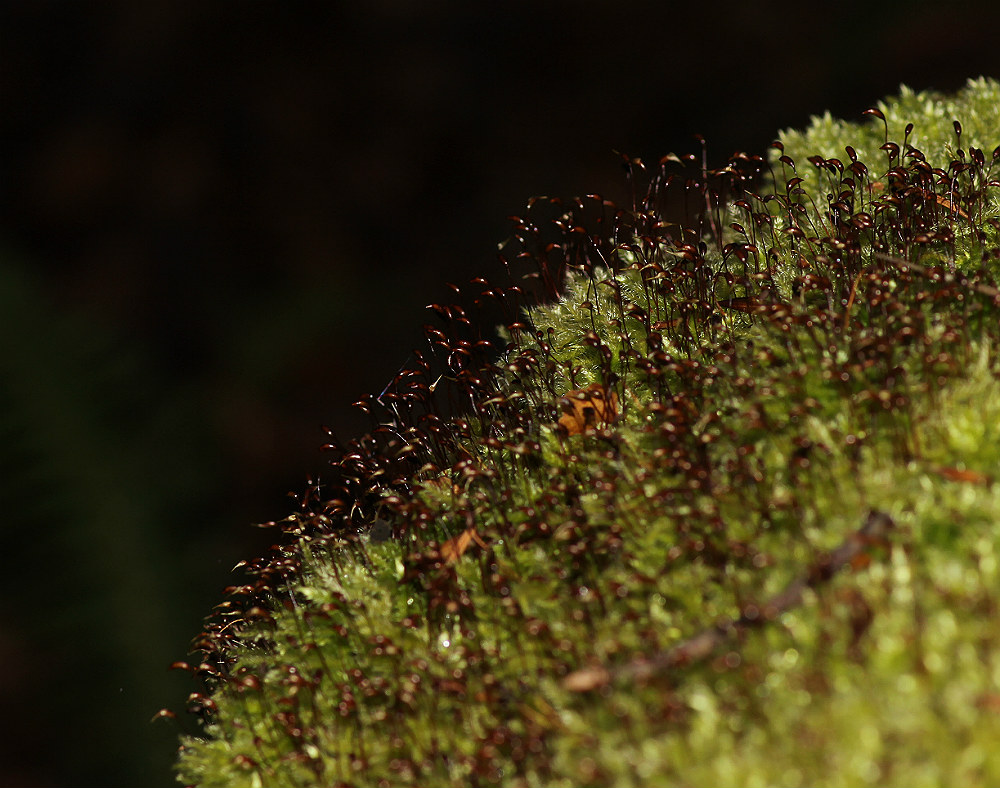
left=563, top=665, right=611, bottom=692
left=168, top=661, right=193, bottom=673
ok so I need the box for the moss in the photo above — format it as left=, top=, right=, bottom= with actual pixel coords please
left=775, top=77, right=1000, bottom=170
left=175, top=78, right=1000, bottom=787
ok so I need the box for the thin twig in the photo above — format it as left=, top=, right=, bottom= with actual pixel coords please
left=564, top=510, right=895, bottom=692
left=843, top=270, right=863, bottom=330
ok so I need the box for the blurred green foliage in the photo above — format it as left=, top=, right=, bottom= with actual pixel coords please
left=0, top=254, right=212, bottom=784
left=0, top=251, right=355, bottom=785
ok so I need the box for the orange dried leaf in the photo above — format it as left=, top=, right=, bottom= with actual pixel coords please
left=440, top=527, right=487, bottom=563
left=976, top=693, right=1000, bottom=713
left=557, top=383, right=619, bottom=435
left=933, top=466, right=991, bottom=485
left=717, top=296, right=762, bottom=313
left=928, top=190, right=969, bottom=220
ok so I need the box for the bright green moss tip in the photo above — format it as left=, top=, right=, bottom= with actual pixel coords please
left=176, top=78, right=1000, bottom=787
left=774, top=77, right=1000, bottom=171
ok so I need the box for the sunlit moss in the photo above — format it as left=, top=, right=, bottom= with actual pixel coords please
left=177, top=79, right=1000, bottom=787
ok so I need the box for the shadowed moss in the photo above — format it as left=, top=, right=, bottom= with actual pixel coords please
left=174, top=78, right=1000, bottom=787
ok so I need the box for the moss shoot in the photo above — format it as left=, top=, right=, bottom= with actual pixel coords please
left=173, top=78, right=1000, bottom=787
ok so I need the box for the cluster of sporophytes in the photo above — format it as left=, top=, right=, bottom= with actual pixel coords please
left=173, top=78, right=1000, bottom=786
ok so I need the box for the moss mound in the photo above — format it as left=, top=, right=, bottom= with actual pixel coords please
left=175, top=78, right=1000, bottom=787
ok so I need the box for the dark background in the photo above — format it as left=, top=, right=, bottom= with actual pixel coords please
left=0, top=1, right=995, bottom=785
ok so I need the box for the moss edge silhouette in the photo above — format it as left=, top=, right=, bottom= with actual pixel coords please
left=173, top=77, right=1000, bottom=787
